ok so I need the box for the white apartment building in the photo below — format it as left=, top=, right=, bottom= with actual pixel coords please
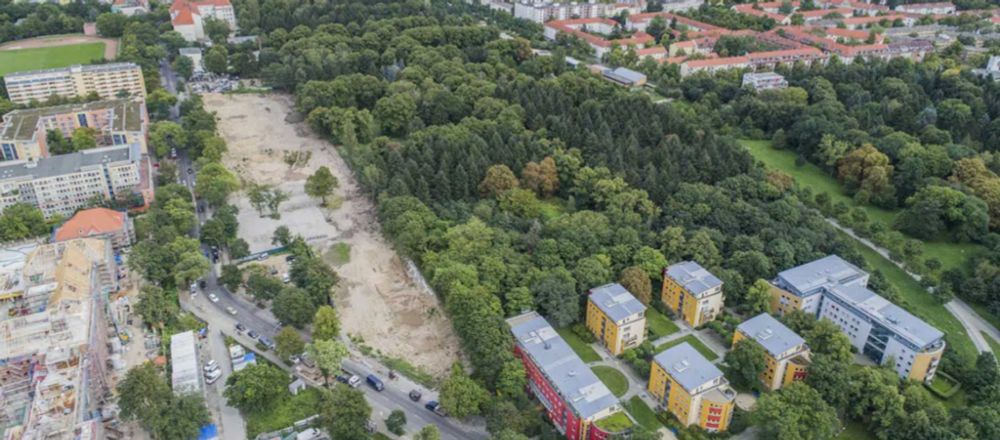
left=742, top=72, right=788, bottom=91
left=3, top=63, right=146, bottom=105
left=0, top=144, right=145, bottom=218
left=170, top=0, right=238, bottom=41
left=513, top=1, right=642, bottom=23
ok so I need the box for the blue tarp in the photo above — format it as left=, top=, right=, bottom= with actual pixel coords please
left=198, top=424, right=218, bottom=440
left=244, top=352, right=256, bottom=363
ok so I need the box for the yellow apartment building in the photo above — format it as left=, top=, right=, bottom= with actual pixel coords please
left=732, top=313, right=810, bottom=391
left=662, top=261, right=724, bottom=328
left=648, top=342, right=735, bottom=432
left=585, top=283, right=647, bottom=356
left=4, top=63, right=146, bottom=105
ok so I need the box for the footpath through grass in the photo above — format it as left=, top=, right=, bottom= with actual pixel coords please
left=655, top=334, right=718, bottom=361
left=556, top=327, right=601, bottom=363
left=738, top=139, right=983, bottom=272
left=0, top=43, right=105, bottom=76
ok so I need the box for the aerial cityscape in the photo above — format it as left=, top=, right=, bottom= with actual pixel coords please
left=1, top=0, right=1000, bottom=439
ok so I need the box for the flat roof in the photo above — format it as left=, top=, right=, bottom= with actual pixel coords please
left=774, top=255, right=866, bottom=297
left=507, top=311, right=619, bottom=420
left=827, top=284, right=944, bottom=349
left=653, top=342, right=723, bottom=392
left=736, top=313, right=805, bottom=358
left=589, top=283, right=646, bottom=322
left=170, top=330, right=201, bottom=393
left=603, top=67, right=646, bottom=84
left=0, top=99, right=144, bottom=141
left=665, top=261, right=722, bottom=297
left=3, top=62, right=139, bottom=83
left=0, top=144, right=137, bottom=182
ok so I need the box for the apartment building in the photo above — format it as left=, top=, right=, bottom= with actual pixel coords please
left=586, top=283, right=647, bottom=356
left=733, top=313, right=810, bottom=391
left=770, top=255, right=945, bottom=382
left=742, top=72, right=788, bottom=90
left=508, top=311, right=627, bottom=440
left=513, top=1, right=642, bottom=23
left=54, top=207, right=135, bottom=249
left=662, top=261, right=724, bottom=328
left=0, top=99, right=148, bottom=162
left=3, top=63, right=146, bottom=105
left=648, top=342, right=736, bottom=432
left=111, top=0, right=150, bottom=15
left=170, top=0, right=238, bottom=41
left=0, top=238, right=116, bottom=440
left=895, top=2, right=956, bottom=15
left=0, top=144, right=147, bottom=219
left=543, top=18, right=654, bottom=59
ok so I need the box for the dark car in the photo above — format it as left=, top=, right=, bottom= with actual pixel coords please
left=425, top=401, right=445, bottom=416
left=335, top=375, right=350, bottom=385
left=187, top=168, right=194, bottom=175
left=366, top=374, right=384, bottom=392
left=235, top=323, right=247, bottom=333
left=247, top=330, right=259, bottom=340
left=408, top=389, right=422, bottom=402
left=198, top=280, right=207, bottom=289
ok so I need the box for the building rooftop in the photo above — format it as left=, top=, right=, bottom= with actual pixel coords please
left=3, top=63, right=140, bottom=84
left=665, top=261, right=722, bottom=297
left=507, top=311, right=619, bottom=420
left=589, top=283, right=646, bottom=322
left=170, top=330, right=201, bottom=393
left=602, top=67, right=647, bottom=85
left=743, top=72, right=785, bottom=81
left=0, top=144, right=138, bottom=182
left=827, top=284, right=944, bottom=350
left=736, top=313, right=806, bottom=358
left=653, top=342, right=724, bottom=392
left=774, top=255, right=866, bottom=297
left=54, top=208, right=127, bottom=243
left=0, top=99, right=144, bottom=141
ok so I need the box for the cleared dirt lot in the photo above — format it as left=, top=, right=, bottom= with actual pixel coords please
left=203, top=93, right=461, bottom=377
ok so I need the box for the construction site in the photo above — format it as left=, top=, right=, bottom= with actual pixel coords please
left=0, top=238, right=121, bottom=440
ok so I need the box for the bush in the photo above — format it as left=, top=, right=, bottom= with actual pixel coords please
left=571, top=323, right=597, bottom=344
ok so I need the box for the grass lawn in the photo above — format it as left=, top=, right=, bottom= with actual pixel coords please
left=738, top=139, right=985, bottom=272
left=646, top=308, right=679, bottom=339
left=837, top=420, right=876, bottom=440
left=655, top=334, right=719, bottom=361
left=594, top=411, right=633, bottom=433
left=624, top=396, right=663, bottom=431
left=556, top=327, right=601, bottom=363
left=591, top=366, right=629, bottom=397
left=324, top=242, right=351, bottom=266
left=0, top=43, right=106, bottom=76
left=245, top=387, right=322, bottom=438
left=847, top=236, right=977, bottom=364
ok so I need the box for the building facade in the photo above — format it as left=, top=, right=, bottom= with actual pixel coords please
left=662, top=261, right=724, bottom=328
left=3, top=63, right=146, bottom=105
left=648, top=342, right=735, bottom=432
left=585, top=283, right=646, bottom=356
left=0, top=99, right=148, bottom=162
left=508, top=311, right=626, bottom=440
left=0, top=144, right=146, bottom=219
left=513, top=1, right=641, bottom=23
left=54, top=207, right=135, bottom=249
left=742, top=72, right=788, bottom=90
left=733, top=313, right=810, bottom=391
left=770, top=255, right=945, bottom=382
left=170, top=0, right=238, bottom=41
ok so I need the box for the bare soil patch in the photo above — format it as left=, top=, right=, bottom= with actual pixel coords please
left=203, top=93, right=461, bottom=377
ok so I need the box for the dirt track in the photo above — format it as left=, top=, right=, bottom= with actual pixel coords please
left=204, top=93, right=462, bottom=378
left=0, top=34, right=118, bottom=60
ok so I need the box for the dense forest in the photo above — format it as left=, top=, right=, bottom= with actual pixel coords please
left=224, top=0, right=1000, bottom=439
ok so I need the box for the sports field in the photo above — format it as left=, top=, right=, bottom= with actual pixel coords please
left=0, top=42, right=106, bottom=76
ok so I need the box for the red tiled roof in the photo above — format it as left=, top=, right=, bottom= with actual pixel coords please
left=54, top=208, right=126, bottom=242
left=546, top=19, right=654, bottom=48
left=637, top=46, right=667, bottom=55
left=170, top=0, right=232, bottom=26
left=800, top=8, right=854, bottom=17
left=685, top=56, right=750, bottom=68
left=629, top=12, right=721, bottom=31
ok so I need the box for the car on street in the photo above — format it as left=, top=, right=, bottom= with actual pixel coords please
left=258, top=336, right=275, bottom=350
left=205, top=368, right=222, bottom=384
left=189, top=283, right=198, bottom=293
left=199, top=280, right=207, bottom=289
left=409, top=389, right=422, bottom=401
left=203, top=360, right=218, bottom=373
left=425, top=401, right=446, bottom=416
left=247, top=330, right=259, bottom=340
left=226, top=306, right=238, bottom=315
left=366, top=374, right=384, bottom=391
left=187, top=168, right=194, bottom=175
left=335, top=374, right=350, bottom=385
left=209, top=293, right=219, bottom=303
left=235, top=323, right=247, bottom=334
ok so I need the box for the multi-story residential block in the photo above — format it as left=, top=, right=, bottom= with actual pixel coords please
left=111, top=0, right=150, bottom=16
left=0, top=99, right=148, bottom=161
left=662, top=261, right=724, bottom=328
left=770, top=255, right=945, bottom=382
left=3, top=63, right=146, bottom=105
left=648, top=342, right=736, bottom=432
left=895, top=2, right=955, bottom=15
left=733, top=313, right=810, bottom=391
left=543, top=18, right=654, bottom=59
left=742, top=72, right=788, bottom=90
left=586, top=283, right=647, bottom=355
left=508, top=311, right=627, bottom=440
left=0, top=144, right=148, bottom=219
left=54, top=207, right=135, bottom=249
left=514, top=1, right=642, bottom=23
left=170, top=0, right=238, bottom=41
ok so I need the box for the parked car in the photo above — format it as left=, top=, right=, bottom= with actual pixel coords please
left=189, top=283, right=198, bottom=293
left=335, top=374, right=350, bottom=385
left=198, top=280, right=207, bottom=289
left=226, top=306, right=238, bottom=315
left=208, top=293, right=219, bottom=303
left=258, top=252, right=269, bottom=260
left=205, top=369, right=222, bottom=384
left=408, top=389, right=422, bottom=402
left=235, top=323, right=247, bottom=334
left=347, top=375, right=361, bottom=387
left=258, top=337, right=275, bottom=350
left=282, top=273, right=290, bottom=283
left=364, top=420, right=376, bottom=434
left=203, top=360, right=218, bottom=373
left=247, top=330, right=259, bottom=340
left=425, top=401, right=445, bottom=416
left=366, top=374, right=384, bottom=391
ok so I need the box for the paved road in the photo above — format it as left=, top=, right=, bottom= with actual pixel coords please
left=202, top=321, right=247, bottom=440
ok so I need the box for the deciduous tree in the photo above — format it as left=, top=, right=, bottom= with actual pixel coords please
left=275, top=326, right=305, bottom=361
left=440, top=364, right=490, bottom=419
left=223, top=363, right=289, bottom=413
left=619, top=266, right=652, bottom=305
left=751, top=382, right=841, bottom=440
left=305, top=166, right=339, bottom=205
left=312, top=305, right=341, bottom=341
left=726, top=339, right=767, bottom=389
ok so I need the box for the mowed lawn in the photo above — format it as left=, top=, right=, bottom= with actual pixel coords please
left=556, top=327, right=601, bottom=363
left=0, top=43, right=105, bottom=76
left=738, top=139, right=984, bottom=272
left=591, top=366, right=629, bottom=397
left=646, top=308, right=679, bottom=339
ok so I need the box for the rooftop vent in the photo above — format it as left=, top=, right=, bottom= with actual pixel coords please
left=673, top=359, right=690, bottom=373
left=756, top=328, right=774, bottom=340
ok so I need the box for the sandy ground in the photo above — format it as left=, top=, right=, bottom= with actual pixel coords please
left=204, top=93, right=461, bottom=377
left=0, top=34, right=118, bottom=60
